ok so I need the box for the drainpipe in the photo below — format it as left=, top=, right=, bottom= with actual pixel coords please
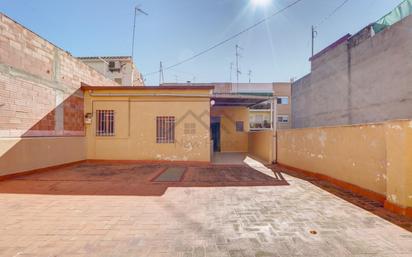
left=272, top=97, right=278, bottom=164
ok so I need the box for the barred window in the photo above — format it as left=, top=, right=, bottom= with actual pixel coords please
left=184, top=123, right=196, bottom=134
left=156, top=116, right=175, bottom=143
left=96, top=110, right=115, bottom=136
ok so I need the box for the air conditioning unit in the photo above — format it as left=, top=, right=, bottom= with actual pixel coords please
left=108, top=61, right=121, bottom=71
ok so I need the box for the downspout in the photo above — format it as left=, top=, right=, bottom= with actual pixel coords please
left=272, top=97, right=278, bottom=164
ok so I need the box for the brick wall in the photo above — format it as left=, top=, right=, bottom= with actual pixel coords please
left=0, top=13, right=117, bottom=138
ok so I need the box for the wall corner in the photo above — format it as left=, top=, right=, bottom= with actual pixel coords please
left=384, top=120, right=412, bottom=214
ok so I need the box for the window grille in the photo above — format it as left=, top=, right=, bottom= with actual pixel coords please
left=156, top=116, right=175, bottom=143
left=96, top=110, right=115, bottom=136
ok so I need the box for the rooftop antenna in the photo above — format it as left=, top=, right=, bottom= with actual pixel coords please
left=229, top=62, right=234, bottom=83
left=311, top=25, right=317, bottom=58
left=132, top=5, right=149, bottom=60
left=235, top=44, right=243, bottom=92
left=159, top=61, right=164, bottom=85
left=131, top=4, right=148, bottom=86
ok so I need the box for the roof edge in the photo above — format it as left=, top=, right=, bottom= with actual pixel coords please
left=309, top=33, right=352, bottom=62
left=80, top=83, right=214, bottom=91
left=78, top=56, right=133, bottom=60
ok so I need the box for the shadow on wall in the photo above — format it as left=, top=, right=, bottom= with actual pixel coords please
left=0, top=89, right=86, bottom=176
left=22, top=89, right=85, bottom=137
left=0, top=162, right=289, bottom=197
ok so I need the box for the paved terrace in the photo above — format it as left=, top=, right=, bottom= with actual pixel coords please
left=0, top=160, right=411, bottom=257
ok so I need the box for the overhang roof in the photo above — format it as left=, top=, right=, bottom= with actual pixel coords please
left=212, top=93, right=273, bottom=107
left=80, top=84, right=272, bottom=107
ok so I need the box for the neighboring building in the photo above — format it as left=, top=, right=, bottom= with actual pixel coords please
left=78, top=56, right=144, bottom=86
left=161, top=82, right=292, bottom=130
left=292, top=0, right=412, bottom=128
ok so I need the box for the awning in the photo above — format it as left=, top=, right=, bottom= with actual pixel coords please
left=211, top=93, right=273, bottom=107
left=372, top=0, right=412, bottom=33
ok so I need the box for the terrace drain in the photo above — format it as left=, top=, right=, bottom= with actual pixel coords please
left=153, top=167, right=186, bottom=182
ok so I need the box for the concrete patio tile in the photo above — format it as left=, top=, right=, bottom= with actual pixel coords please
left=0, top=163, right=410, bottom=257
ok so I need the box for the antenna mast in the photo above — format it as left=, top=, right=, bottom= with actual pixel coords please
left=311, top=25, right=317, bottom=58
left=235, top=44, right=243, bottom=92
left=229, top=62, right=234, bottom=83
left=159, top=61, right=164, bottom=85
left=131, top=5, right=148, bottom=86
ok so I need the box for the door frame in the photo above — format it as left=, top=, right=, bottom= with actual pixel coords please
left=210, top=116, right=221, bottom=152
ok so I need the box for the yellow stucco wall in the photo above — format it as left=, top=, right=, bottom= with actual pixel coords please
left=85, top=89, right=211, bottom=162
left=211, top=106, right=249, bottom=152
left=278, top=123, right=387, bottom=196
left=0, top=137, right=85, bottom=176
left=384, top=120, right=412, bottom=208
left=248, top=130, right=273, bottom=164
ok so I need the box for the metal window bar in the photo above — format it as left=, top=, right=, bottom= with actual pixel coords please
left=96, top=110, right=115, bottom=136
left=156, top=116, right=175, bottom=143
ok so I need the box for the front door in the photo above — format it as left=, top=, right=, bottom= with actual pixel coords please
left=211, top=117, right=221, bottom=152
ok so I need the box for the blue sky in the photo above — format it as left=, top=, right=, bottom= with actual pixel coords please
left=0, top=0, right=402, bottom=85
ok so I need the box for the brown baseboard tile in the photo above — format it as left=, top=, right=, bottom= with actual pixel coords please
left=384, top=200, right=412, bottom=219
left=277, top=163, right=386, bottom=204
left=0, top=160, right=86, bottom=181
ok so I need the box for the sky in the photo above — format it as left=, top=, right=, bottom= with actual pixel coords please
left=0, top=0, right=403, bottom=85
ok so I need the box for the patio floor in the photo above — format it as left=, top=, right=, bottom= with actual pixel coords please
left=212, top=152, right=249, bottom=165
left=0, top=161, right=411, bottom=256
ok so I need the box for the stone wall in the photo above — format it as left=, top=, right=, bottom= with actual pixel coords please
left=292, top=14, right=412, bottom=128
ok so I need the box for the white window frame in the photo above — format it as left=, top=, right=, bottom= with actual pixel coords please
left=277, top=96, right=289, bottom=105
left=277, top=115, right=289, bottom=123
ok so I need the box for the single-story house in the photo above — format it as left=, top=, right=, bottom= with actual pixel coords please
left=82, top=84, right=276, bottom=163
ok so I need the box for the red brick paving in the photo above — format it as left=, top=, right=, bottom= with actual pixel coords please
left=0, top=162, right=288, bottom=197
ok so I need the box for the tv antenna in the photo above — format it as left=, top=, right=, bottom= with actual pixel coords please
left=132, top=5, right=148, bottom=60
left=131, top=5, right=148, bottom=85
left=235, top=44, right=243, bottom=92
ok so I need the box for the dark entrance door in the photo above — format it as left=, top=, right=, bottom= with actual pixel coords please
left=211, top=117, right=221, bottom=152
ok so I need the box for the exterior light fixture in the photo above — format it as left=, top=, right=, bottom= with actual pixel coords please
left=210, top=100, right=216, bottom=106
left=85, top=113, right=93, bottom=124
